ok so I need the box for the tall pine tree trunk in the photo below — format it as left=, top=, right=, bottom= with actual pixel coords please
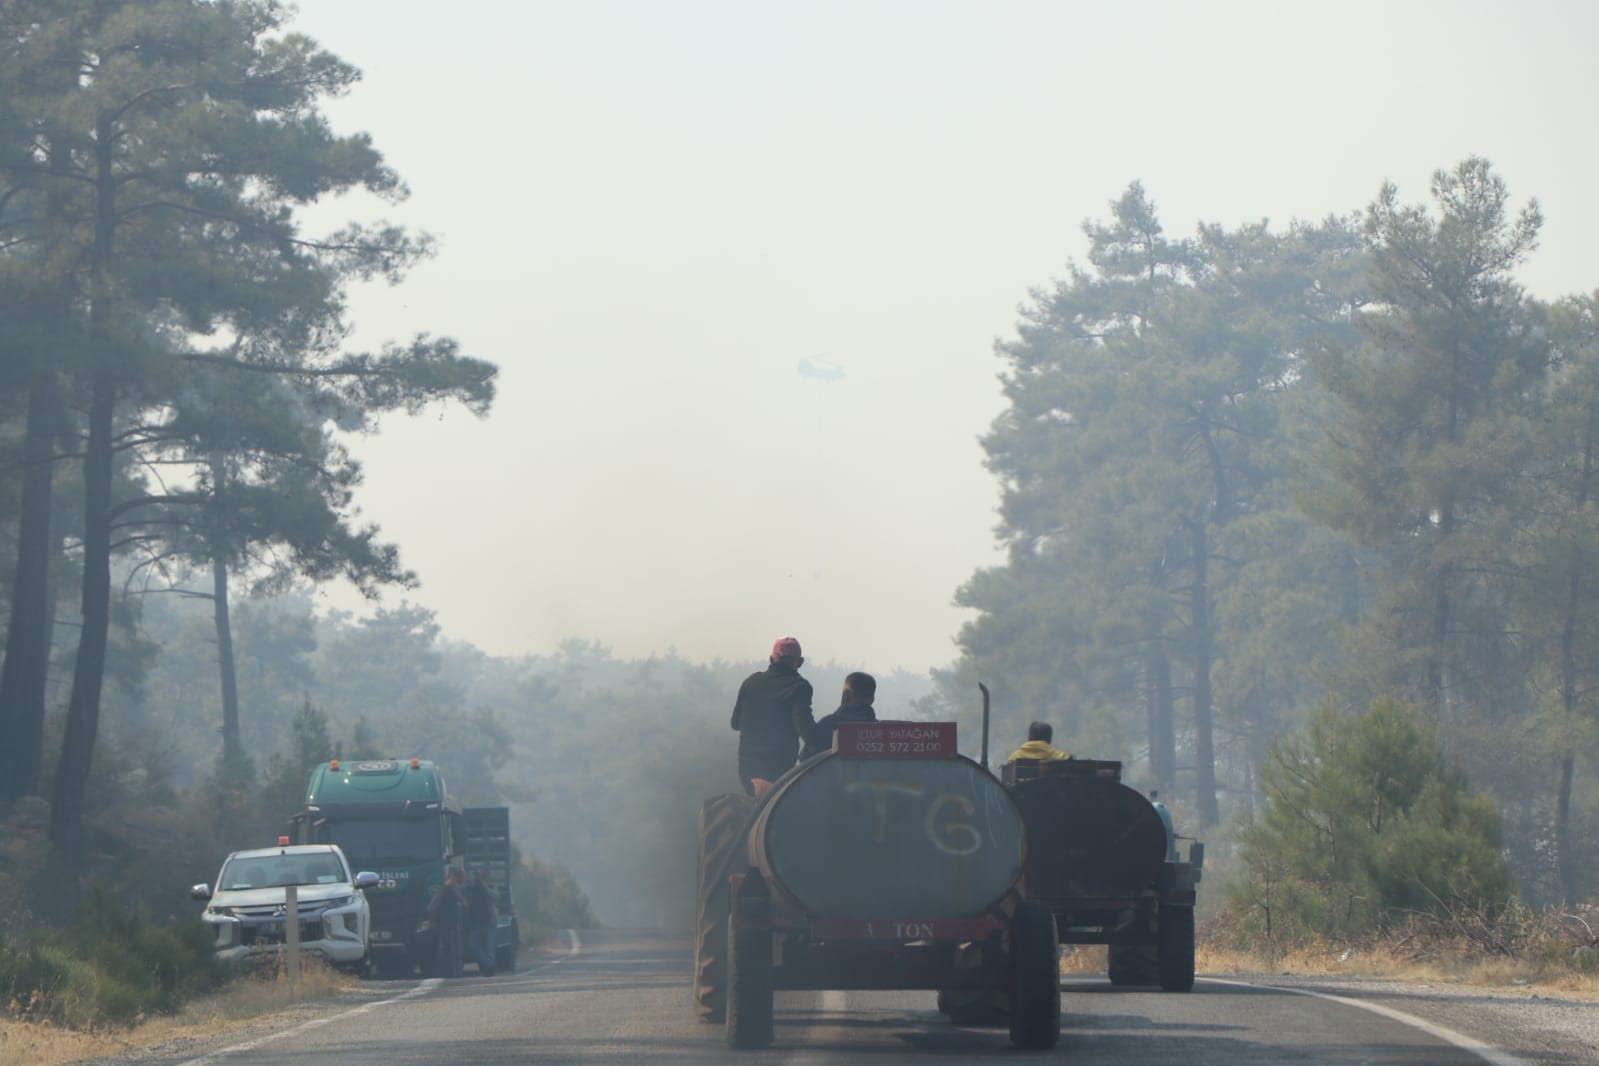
left=1189, top=518, right=1219, bottom=827
left=50, top=118, right=116, bottom=873
left=213, top=555, right=241, bottom=759
left=50, top=368, right=114, bottom=870
left=0, top=375, right=61, bottom=802
left=1147, top=644, right=1175, bottom=796
left=1552, top=413, right=1595, bottom=906
left=211, top=453, right=242, bottom=761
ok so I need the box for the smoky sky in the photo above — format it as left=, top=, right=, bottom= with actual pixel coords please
left=289, top=0, right=1599, bottom=671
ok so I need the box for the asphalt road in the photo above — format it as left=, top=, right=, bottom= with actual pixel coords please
left=114, top=930, right=1593, bottom=1066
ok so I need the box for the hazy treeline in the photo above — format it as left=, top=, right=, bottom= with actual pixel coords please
left=927, top=159, right=1598, bottom=908
left=0, top=0, right=495, bottom=876
left=37, top=587, right=933, bottom=927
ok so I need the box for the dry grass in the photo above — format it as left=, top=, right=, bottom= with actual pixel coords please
left=1056, top=936, right=1599, bottom=1001
left=1195, top=940, right=1599, bottom=1000
left=0, top=957, right=354, bottom=1066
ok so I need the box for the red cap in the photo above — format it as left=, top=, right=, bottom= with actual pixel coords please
left=770, top=637, right=802, bottom=663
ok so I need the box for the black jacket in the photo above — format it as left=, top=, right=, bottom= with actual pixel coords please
left=731, top=662, right=815, bottom=764
left=464, top=879, right=497, bottom=928
left=801, top=703, right=876, bottom=761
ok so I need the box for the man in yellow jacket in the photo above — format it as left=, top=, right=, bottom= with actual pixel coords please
left=1006, top=720, right=1071, bottom=762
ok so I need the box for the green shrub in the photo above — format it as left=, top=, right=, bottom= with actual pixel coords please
left=1, top=884, right=226, bottom=1028
left=1223, top=696, right=1514, bottom=951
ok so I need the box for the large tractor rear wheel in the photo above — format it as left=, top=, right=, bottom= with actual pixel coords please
left=726, top=920, right=774, bottom=1049
left=694, top=793, right=755, bottom=1022
left=1157, top=906, right=1195, bottom=992
left=1008, top=899, right=1061, bottom=1049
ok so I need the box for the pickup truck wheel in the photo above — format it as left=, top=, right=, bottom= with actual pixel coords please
left=1008, top=899, right=1061, bottom=1049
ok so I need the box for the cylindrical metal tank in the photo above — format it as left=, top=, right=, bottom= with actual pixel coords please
left=1007, top=774, right=1166, bottom=899
left=747, top=753, right=1026, bottom=920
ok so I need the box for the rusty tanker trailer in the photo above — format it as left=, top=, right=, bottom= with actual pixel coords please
left=1004, top=757, right=1202, bottom=991
left=693, top=721, right=1061, bottom=1050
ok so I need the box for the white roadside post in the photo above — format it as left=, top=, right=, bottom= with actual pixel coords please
left=285, top=883, right=301, bottom=984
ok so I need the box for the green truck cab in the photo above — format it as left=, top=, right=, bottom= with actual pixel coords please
left=290, top=758, right=518, bottom=977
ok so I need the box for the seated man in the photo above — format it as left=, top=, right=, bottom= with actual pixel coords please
left=1006, top=720, right=1071, bottom=762
left=800, top=672, right=877, bottom=760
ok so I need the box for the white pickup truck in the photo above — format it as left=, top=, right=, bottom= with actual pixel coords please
left=191, top=842, right=378, bottom=972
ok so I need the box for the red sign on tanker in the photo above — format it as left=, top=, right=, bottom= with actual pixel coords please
left=834, top=720, right=958, bottom=759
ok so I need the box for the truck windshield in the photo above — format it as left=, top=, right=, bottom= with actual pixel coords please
left=315, top=819, right=440, bottom=864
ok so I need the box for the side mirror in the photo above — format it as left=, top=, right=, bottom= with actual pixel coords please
left=354, top=871, right=380, bottom=889
left=1188, top=841, right=1205, bottom=877
left=191, top=883, right=212, bottom=901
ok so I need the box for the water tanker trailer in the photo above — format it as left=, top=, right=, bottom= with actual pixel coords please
left=693, top=721, right=1060, bottom=1050
left=1003, top=757, right=1202, bottom=991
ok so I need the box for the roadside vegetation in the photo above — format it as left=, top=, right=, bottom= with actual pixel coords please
left=1202, top=696, right=1596, bottom=995
left=1, top=887, right=223, bottom=1030
left=1, top=954, right=351, bottom=1066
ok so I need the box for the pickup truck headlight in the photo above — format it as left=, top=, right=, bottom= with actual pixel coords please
left=322, top=896, right=356, bottom=910
left=206, top=906, right=235, bottom=919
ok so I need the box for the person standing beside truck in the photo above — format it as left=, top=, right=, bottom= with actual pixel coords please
left=427, top=866, right=466, bottom=977
left=730, top=636, right=816, bottom=795
left=800, top=671, right=877, bottom=760
left=464, top=867, right=498, bottom=976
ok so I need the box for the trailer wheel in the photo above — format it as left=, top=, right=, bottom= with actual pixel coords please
left=1008, top=899, right=1061, bottom=1049
left=726, top=921, right=774, bottom=1049
left=1108, top=943, right=1157, bottom=986
left=1157, top=906, right=1195, bottom=992
left=694, top=793, right=755, bottom=1022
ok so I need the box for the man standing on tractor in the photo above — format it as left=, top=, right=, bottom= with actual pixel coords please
left=801, top=671, right=877, bottom=759
left=730, top=636, right=816, bottom=795
left=1007, top=721, right=1072, bottom=762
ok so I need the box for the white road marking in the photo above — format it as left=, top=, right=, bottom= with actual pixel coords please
left=176, top=979, right=441, bottom=1066
left=175, top=932, right=588, bottom=1064
left=1206, top=978, right=1537, bottom=1066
